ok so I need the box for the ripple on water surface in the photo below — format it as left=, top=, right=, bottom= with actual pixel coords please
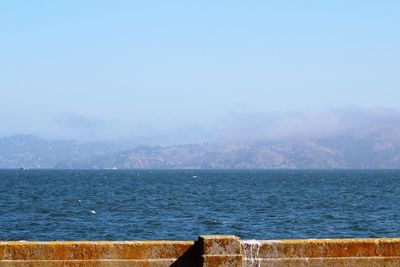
left=0, top=169, right=399, bottom=240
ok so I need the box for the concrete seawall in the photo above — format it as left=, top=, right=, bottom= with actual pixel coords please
left=1, top=236, right=400, bottom=266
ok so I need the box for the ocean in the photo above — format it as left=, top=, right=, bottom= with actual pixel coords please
left=0, top=169, right=399, bottom=241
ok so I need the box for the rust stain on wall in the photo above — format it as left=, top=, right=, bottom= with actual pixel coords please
left=1, top=237, right=400, bottom=266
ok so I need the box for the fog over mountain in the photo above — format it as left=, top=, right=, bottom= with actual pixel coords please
left=218, top=107, right=400, bottom=141
left=1, top=107, right=400, bottom=169
left=2, top=1, right=400, bottom=169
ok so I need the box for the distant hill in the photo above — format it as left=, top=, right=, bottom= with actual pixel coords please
left=1, top=127, right=400, bottom=169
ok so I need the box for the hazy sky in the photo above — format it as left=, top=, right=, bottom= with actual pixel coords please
left=1, top=1, right=400, bottom=143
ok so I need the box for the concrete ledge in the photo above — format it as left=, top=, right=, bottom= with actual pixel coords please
left=247, top=238, right=400, bottom=258
left=246, top=257, right=400, bottom=267
left=1, top=237, right=400, bottom=266
left=203, top=255, right=243, bottom=267
left=199, top=235, right=242, bottom=266
left=0, top=241, right=193, bottom=261
left=198, top=235, right=241, bottom=255
left=0, top=259, right=175, bottom=267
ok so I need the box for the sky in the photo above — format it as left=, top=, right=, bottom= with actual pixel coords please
left=1, top=1, right=400, bottom=143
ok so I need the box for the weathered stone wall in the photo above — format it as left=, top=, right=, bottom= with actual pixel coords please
left=0, top=241, right=195, bottom=266
left=1, top=236, right=400, bottom=266
left=241, top=238, right=400, bottom=267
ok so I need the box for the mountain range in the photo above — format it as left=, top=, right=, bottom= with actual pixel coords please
left=1, top=125, right=400, bottom=169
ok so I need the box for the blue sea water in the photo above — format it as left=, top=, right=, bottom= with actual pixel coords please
left=0, top=169, right=399, bottom=241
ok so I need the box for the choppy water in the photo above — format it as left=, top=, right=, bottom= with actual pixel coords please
left=0, top=169, right=399, bottom=241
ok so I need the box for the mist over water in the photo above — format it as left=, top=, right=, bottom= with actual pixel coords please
left=1, top=169, right=399, bottom=241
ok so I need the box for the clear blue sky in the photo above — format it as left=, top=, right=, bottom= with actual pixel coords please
left=1, top=1, right=399, bottom=142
